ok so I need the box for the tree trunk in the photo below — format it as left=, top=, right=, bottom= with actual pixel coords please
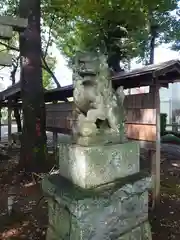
left=11, top=64, right=22, bottom=133
left=8, top=99, right=12, bottom=144
left=149, top=25, right=158, bottom=65
left=19, top=0, right=47, bottom=173
left=107, top=54, right=122, bottom=73
left=14, top=104, right=22, bottom=132
left=149, top=33, right=155, bottom=65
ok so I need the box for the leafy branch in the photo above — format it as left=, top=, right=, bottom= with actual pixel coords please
left=42, top=13, right=61, bottom=88
left=11, top=55, right=20, bottom=84
left=44, top=13, right=55, bottom=57
left=41, top=57, right=61, bottom=89
left=0, top=41, right=19, bottom=51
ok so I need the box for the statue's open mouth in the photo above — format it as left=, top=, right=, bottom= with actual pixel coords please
left=82, top=80, right=96, bottom=87
left=78, top=69, right=97, bottom=77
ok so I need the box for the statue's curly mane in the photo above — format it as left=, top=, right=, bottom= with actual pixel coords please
left=72, top=51, right=126, bottom=143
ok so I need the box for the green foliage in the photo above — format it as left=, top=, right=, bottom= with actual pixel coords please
left=2, top=0, right=180, bottom=69
left=1, top=108, right=8, bottom=124
left=161, top=133, right=180, bottom=143
left=160, top=113, right=167, bottom=135
left=43, top=0, right=148, bottom=65
left=43, top=0, right=180, bottom=66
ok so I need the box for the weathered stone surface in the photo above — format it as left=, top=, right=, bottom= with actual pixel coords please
left=0, top=24, right=13, bottom=40
left=47, top=201, right=70, bottom=239
left=46, top=221, right=152, bottom=240
left=118, top=221, right=152, bottom=240
left=72, top=52, right=126, bottom=144
left=0, top=16, right=28, bottom=30
left=74, top=133, right=125, bottom=147
left=59, top=141, right=139, bottom=188
left=42, top=173, right=151, bottom=240
left=0, top=53, right=12, bottom=66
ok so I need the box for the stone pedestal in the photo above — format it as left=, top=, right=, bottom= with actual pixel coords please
left=58, top=142, right=139, bottom=188
left=42, top=172, right=152, bottom=240
left=42, top=139, right=152, bottom=239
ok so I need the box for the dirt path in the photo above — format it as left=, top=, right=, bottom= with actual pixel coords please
left=0, top=144, right=180, bottom=239
left=0, top=152, right=48, bottom=239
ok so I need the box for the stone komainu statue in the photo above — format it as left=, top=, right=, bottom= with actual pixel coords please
left=72, top=51, right=126, bottom=145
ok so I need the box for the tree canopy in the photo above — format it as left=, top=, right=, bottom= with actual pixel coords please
left=45, top=0, right=180, bottom=70
left=2, top=0, right=180, bottom=72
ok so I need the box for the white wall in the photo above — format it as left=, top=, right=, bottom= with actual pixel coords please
left=160, top=83, right=180, bottom=124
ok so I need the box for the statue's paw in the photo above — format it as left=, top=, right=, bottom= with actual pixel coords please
left=87, top=109, right=106, bottom=122
left=78, top=122, right=97, bottom=137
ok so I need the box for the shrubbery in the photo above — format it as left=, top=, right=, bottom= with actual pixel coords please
left=160, top=113, right=167, bottom=135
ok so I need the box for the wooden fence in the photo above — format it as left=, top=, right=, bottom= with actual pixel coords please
left=124, top=92, right=156, bottom=142
left=46, top=92, right=156, bottom=143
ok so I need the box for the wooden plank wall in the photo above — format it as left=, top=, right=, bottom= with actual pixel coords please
left=124, top=92, right=156, bottom=142
left=46, top=92, right=156, bottom=143
left=46, top=102, right=73, bottom=133
left=46, top=91, right=160, bottom=207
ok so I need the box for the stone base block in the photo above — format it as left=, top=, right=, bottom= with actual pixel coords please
left=59, top=141, right=139, bottom=188
left=42, top=172, right=152, bottom=240
left=46, top=221, right=152, bottom=240
left=118, top=221, right=152, bottom=240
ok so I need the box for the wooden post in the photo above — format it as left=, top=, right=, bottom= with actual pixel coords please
left=53, top=132, right=58, bottom=163
left=8, top=100, right=12, bottom=144
left=172, top=122, right=178, bottom=132
left=0, top=106, right=1, bottom=142
left=52, top=100, right=58, bottom=162
left=151, top=83, right=161, bottom=207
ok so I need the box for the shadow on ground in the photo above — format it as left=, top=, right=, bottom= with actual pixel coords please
left=0, top=143, right=180, bottom=239
left=0, top=149, right=48, bottom=239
